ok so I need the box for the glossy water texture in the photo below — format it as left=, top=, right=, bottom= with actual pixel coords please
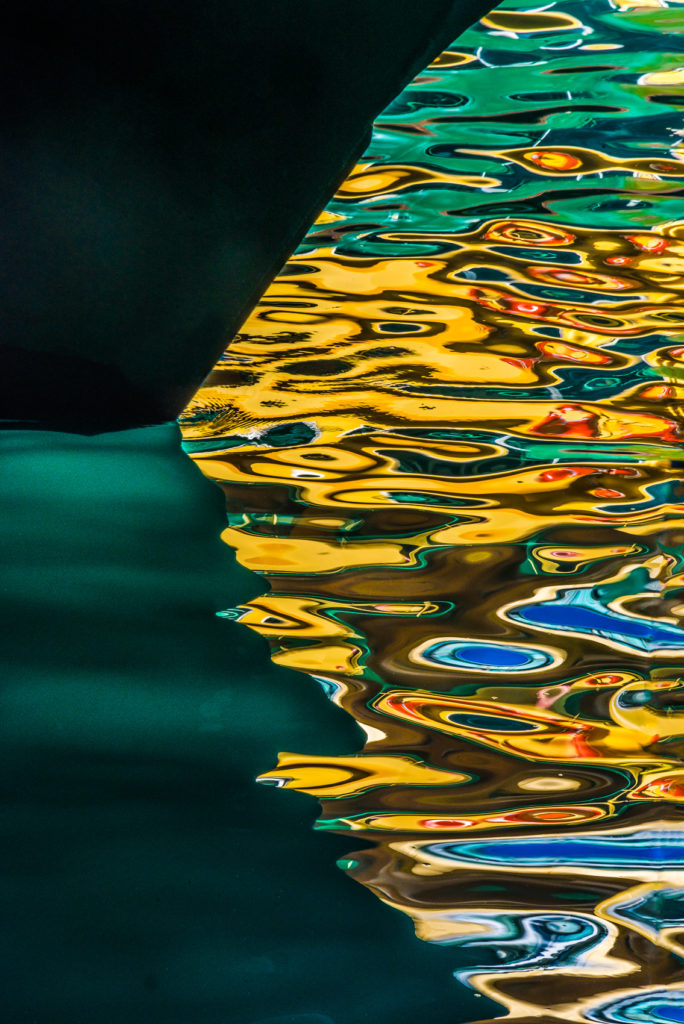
left=181, top=1, right=684, bottom=1020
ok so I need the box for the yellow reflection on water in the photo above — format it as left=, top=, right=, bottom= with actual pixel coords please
left=181, top=1, right=684, bottom=1019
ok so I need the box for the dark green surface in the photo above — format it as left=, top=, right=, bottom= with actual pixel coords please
left=0, top=425, right=492, bottom=1023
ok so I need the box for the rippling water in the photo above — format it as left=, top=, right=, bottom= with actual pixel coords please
left=181, top=2, right=684, bottom=1020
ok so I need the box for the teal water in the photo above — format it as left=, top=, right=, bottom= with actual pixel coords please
left=0, top=425, right=490, bottom=1023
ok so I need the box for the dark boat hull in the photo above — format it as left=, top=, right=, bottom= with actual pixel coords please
left=0, top=0, right=495, bottom=432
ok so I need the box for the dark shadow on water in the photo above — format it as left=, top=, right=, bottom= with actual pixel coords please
left=0, top=424, right=492, bottom=1023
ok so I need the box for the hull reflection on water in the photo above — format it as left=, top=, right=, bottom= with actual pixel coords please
left=180, top=1, right=684, bottom=1020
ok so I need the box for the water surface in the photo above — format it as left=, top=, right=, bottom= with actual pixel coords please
left=181, top=2, right=684, bottom=1020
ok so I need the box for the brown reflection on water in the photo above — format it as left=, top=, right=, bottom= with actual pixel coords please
left=180, top=219, right=684, bottom=1016
left=342, top=831, right=684, bottom=1023
left=179, top=423, right=684, bottom=1018
left=179, top=3, right=684, bottom=1017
